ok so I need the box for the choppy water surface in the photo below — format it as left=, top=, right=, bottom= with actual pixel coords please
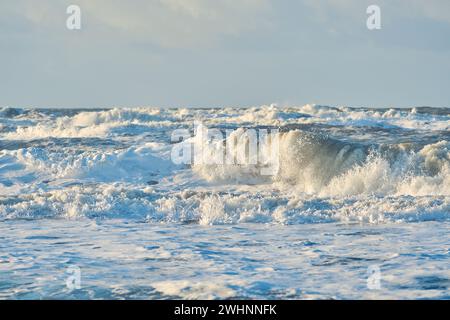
left=0, top=105, right=449, bottom=299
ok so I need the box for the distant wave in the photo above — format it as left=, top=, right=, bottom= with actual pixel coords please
left=1, top=105, right=449, bottom=140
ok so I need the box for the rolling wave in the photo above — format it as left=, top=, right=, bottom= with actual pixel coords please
left=0, top=105, right=449, bottom=224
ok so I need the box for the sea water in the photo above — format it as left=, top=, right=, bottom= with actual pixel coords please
left=0, top=105, right=449, bottom=299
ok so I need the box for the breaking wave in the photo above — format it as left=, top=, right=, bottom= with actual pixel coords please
left=0, top=105, right=449, bottom=224
left=193, top=129, right=450, bottom=197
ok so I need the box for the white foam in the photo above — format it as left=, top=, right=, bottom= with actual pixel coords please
left=1, top=106, right=449, bottom=224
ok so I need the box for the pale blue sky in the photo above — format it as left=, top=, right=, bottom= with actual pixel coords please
left=1, top=0, right=449, bottom=108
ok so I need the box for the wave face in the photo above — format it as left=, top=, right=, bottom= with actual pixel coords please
left=0, top=105, right=449, bottom=224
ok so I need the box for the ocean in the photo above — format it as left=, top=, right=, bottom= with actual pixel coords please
left=0, top=104, right=449, bottom=299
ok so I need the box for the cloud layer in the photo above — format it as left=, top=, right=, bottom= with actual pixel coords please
left=0, top=1, right=449, bottom=108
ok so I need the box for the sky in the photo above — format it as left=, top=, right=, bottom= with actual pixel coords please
left=1, top=0, right=449, bottom=108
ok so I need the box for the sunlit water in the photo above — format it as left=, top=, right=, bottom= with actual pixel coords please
left=0, top=105, right=449, bottom=299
